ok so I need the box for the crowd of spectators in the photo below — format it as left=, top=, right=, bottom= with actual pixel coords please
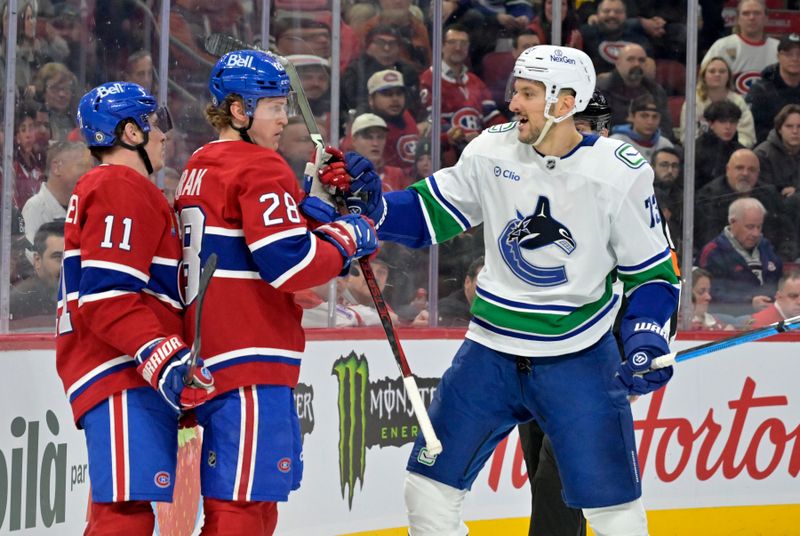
left=3, top=0, right=800, bottom=331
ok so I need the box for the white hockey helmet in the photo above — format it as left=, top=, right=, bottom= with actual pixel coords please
left=511, top=45, right=596, bottom=121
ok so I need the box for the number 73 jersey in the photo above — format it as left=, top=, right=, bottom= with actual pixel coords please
left=404, top=128, right=680, bottom=357
left=56, top=165, right=185, bottom=424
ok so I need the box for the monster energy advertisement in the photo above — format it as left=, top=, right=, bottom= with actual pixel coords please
left=332, top=351, right=439, bottom=508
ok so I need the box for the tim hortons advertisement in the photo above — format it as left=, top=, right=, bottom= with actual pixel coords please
left=1, top=337, right=799, bottom=535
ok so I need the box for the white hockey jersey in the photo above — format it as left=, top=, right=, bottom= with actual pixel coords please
left=407, top=123, right=680, bottom=357
left=701, top=34, right=779, bottom=95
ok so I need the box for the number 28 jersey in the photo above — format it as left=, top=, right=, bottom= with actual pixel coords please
left=174, top=140, right=346, bottom=396
left=56, top=165, right=184, bottom=424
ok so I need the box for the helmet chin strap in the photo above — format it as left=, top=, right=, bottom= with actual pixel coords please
left=532, top=99, right=576, bottom=148
left=119, top=132, right=154, bottom=175
left=234, top=116, right=255, bottom=144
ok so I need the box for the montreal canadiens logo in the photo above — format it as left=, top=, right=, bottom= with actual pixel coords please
left=735, top=71, right=761, bottom=94
left=451, top=107, right=482, bottom=133
left=397, top=134, right=418, bottom=164
left=277, top=458, right=292, bottom=473
left=154, top=471, right=171, bottom=488
left=631, top=352, right=649, bottom=367
left=498, top=196, right=575, bottom=287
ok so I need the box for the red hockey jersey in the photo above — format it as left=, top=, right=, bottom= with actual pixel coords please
left=56, top=165, right=185, bottom=424
left=174, top=140, right=346, bottom=396
left=384, top=110, right=420, bottom=174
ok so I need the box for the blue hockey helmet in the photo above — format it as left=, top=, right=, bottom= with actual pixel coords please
left=208, top=49, right=291, bottom=116
left=77, top=82, right=169, bottom=147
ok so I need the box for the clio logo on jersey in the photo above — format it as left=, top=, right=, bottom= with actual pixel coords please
left=96, top=83, right=126, bottom=98
left=493, top=166, right=520, bottom=182
left=550, top=49, right=576, bottom=65
left=226, top=53, right=254, bottom=68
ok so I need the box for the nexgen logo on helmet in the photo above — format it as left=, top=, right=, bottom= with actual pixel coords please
left=509, top=45, right=596, bottom=120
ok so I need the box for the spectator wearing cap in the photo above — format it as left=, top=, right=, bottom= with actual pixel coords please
left=357, top=0, right=432, bottom=72
left=610, top=93, right=673, bottom=161
left=341, top=24, right=422, bottom=119
left=596, top=43, right=673, bottom=141
left=22, top=141, right=91, bottom=250
left=364, top=69, right=420, bottom=174
left=421, top=24, right=507, bottom=166
left=347, top=113, right=408, bottom=191
left=701, top=0, right=779, bottom=96
left=695, top=100, right=745, bottom=190
left=754, top=104, right=800, bottom=197
left=748, top=33, right=800, bottom=143
left=287, top=54, right=332, bottom=130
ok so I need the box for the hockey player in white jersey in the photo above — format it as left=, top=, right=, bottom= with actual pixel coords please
left=316, top=45, right=680, bottom=536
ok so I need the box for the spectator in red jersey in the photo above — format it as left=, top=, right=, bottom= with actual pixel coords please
left=356, top=0, right=431, bottom=71
left=420, top=23, right=506, bottom=166
left=12, top=101, right=46, bottom=209
left=748, top=270, right=800, bottom=327
left=364, top=69, right=420, bottom=173
left=350, top=113, right=408, bottom=191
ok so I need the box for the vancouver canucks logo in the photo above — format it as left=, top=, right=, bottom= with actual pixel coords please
left=498, top=196, right=576, bottom=287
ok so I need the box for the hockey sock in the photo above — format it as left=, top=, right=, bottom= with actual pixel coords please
left=85, top=501, right=154, bottom=535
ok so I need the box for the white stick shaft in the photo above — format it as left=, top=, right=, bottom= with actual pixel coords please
left=651, top=352, right=677, bottom=369
left=403, top=376, right=443, bottom=456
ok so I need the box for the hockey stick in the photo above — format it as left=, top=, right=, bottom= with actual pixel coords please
left=184, top=253, right=218, bottom=386
left=203, top=33, right=443, bottom=456
left=650, top=314, right=800, bottom=370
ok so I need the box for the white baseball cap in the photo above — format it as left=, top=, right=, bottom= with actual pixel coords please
left=367, top=69, right=404, bottom=95
left=351, top=113, right=388, bottom=136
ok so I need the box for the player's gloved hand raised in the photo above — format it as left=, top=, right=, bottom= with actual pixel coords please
left=314, top=214, right=379, bottom=274
left=616, top=322, right=673, bottom=396
left=135, top=335, right=215, bottom=413
left=319, top=151, right=387, bottom=228
left=299, top=145, right=344, bottom=223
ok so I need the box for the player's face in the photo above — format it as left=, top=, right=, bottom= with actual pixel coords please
left=777, top=278, right=800, bottom=318
left=508, top=79, right=549, bottom=145
left=779, top=112, right=800, bottom=150
left=144, top=113, right=168, bottom=172
left=250, top=97, right=290, bottom=150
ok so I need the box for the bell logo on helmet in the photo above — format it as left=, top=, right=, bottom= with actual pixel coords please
left=96, top=82, right=126, bottom=98
left=225, top=53, right=254, bottom=69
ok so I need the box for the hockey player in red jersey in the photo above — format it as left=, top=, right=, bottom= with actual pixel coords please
left=57, top=82, right=216, bottom=535
left=174, top=49, right=378, bottom=534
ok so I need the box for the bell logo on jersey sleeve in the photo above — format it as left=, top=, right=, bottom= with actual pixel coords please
left=498, top=196, right=576, bottom=287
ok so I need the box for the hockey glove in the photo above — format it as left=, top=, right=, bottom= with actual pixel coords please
left=299, top=145, right=344, bottom=223
left=616, top=321, right=674, bottom=396
left=135, top=335, right=215, bottom=413
left=314, top=214, right=379, bottom=274
left=319, top=151, right=388, bottom=228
